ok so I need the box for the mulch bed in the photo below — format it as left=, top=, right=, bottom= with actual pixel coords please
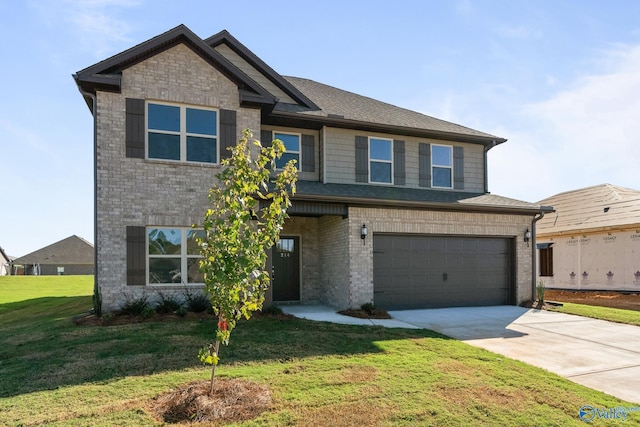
left=338, top=308, right=391, bottom=319
left=73, top=309, right=294, bottom=327
left=72, top=311, right=213, bottom=326
left=150, top=378, right=271, bottom=424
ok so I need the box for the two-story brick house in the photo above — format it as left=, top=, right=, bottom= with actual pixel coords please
left=74, top=25, right=543, bottom=313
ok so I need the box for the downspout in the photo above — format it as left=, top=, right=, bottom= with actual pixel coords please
left=531, top=206, right=555, bottom=299
left=322, top=125, right=327, bottom=184
left=483, top=140, right=498, bottom=193
left=79, top=89, right=99, bottom=316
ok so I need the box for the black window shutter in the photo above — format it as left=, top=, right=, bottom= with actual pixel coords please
left=393, top=140, right=405, bottom=186
left=301, top=135, right=315, bottom=172
left=125, top=98, right=145, bottom=159
left=126, top=226, right=146, bottom=286
left=219, top=109, right=237, bottom=161
left=453, top=146, right=464, bottom=190
left=419, top=143, right=431, bottom=187
left=260, top=130, right=273, bottom=149
left=355, top=136, right=368, bottom=183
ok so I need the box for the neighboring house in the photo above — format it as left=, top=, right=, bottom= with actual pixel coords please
left=12, top=235, right=94, bottom=276
left=536, top=184, right=640, bottom=291
left=0, top=246, right=13, bottom=276
left=74, top=25, right=547, bottom=313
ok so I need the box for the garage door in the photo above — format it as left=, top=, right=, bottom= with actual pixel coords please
left=373, top=234, right=514, bottom=309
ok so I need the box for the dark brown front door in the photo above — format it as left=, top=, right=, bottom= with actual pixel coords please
left=272, top=236, right=300, bottom=301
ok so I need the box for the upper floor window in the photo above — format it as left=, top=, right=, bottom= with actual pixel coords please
left=147, top=102, right=218, bottom=164
left=147, top=227, right=205, bottom=285
left=274, top=132, right=300, bottom=169
left=369, top=137, right=393, bottom=184
left=432, top=144, right=453, bottom=188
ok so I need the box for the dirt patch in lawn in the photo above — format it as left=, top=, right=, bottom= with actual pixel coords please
left=544, top=289, right=640, bottom=311
left=150, top=378, right=271, bottom=424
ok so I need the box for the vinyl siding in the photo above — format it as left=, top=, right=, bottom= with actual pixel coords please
left=324, top=127, right=485, bottom=192
left=261, top=125, right=320, bottom=182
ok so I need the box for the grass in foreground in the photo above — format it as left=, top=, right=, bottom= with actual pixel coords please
left=1, top=276, right=639, bottom=426
left=547, top=301, right=640, bottom=326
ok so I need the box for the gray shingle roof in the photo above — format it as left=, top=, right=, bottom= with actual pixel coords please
left=294, top=181, right=540, bottom=213
left=13, top=235, right=94, bottom=265
left=281, top=76, right=504, bottom=142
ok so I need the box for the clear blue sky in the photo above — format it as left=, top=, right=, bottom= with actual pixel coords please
left=1, top=0, right=639, bottom=257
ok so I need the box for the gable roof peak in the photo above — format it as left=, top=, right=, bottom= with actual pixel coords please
left=74, top=24, right=276, bottom=111
left=205, top=30, right=319, bottom=110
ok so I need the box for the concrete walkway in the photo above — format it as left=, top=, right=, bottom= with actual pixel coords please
left=281, top=304, right=640, bottom=404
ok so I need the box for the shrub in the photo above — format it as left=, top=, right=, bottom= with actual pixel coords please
left=141, top=306, right=155, bottom=318
left=185, top=289, right=210, bottom=313
left=536, top=280, right=546, bottom=302
left=360, top=302, right=376, bottom=315
left=176, top=306, right=188, bottom=317
left=261, top=304, right=283, bottom=315
left=155, top=292, right=183, bottom=314
left=120, top=294, right=151, bottom=316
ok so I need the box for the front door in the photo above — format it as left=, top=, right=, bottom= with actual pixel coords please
left=272, top=236, right=300, bottom=301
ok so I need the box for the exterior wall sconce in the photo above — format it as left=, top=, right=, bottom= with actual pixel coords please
left=361, top=224, right=368, bottom=244
left=524, top=228, right=531, bottom=245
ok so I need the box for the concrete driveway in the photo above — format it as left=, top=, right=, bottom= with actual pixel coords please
left=282, top=304, right=640, bottom=404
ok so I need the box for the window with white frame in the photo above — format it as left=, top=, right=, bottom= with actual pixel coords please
left=147, top=102, right=218, bottom=163
left=432, top=144, right=453, bottom=188
left=274, top=132, right=300, bottom=169
left=369, top=137, right=393, bottom=183
left=147, top=227, right=205, bottom=284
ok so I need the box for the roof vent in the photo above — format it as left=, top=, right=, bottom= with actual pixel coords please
left=604, top=207, right=610, bottom=213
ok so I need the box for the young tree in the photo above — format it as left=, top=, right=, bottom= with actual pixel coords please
left=197, top=129, right=297, bottom=394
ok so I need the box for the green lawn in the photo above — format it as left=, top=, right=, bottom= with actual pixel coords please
left=1, top=276, right=639, bottom=426
left=548, top=301, right=640, bottom=326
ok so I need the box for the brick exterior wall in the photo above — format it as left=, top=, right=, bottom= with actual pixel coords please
left=95, top=44, right=260, bottom=311
left=344, top=207, right=534, bottom=309
left=278, top=207, right=533, bottom=311
left=93, top=41, right=533, bottom=313
left=317, top=215, right=350, bottom=307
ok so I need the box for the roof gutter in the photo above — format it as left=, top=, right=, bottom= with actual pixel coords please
left=267, top=111, right=507, bottom=146
left=531, top=205, right=555, bottom=300
left=292, top=192, right=541, bottom=215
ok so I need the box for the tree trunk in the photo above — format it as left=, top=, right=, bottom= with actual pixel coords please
left=209, top=340, right=220, bottom=396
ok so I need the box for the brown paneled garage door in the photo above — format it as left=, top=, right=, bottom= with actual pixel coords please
left=373, top=234, right=514, bottom=309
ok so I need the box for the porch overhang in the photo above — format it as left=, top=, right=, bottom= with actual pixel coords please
left=288, top=201, right=348, bottom=218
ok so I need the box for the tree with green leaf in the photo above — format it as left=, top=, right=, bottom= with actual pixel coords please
left=197, top=129, right=297, bottom=394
